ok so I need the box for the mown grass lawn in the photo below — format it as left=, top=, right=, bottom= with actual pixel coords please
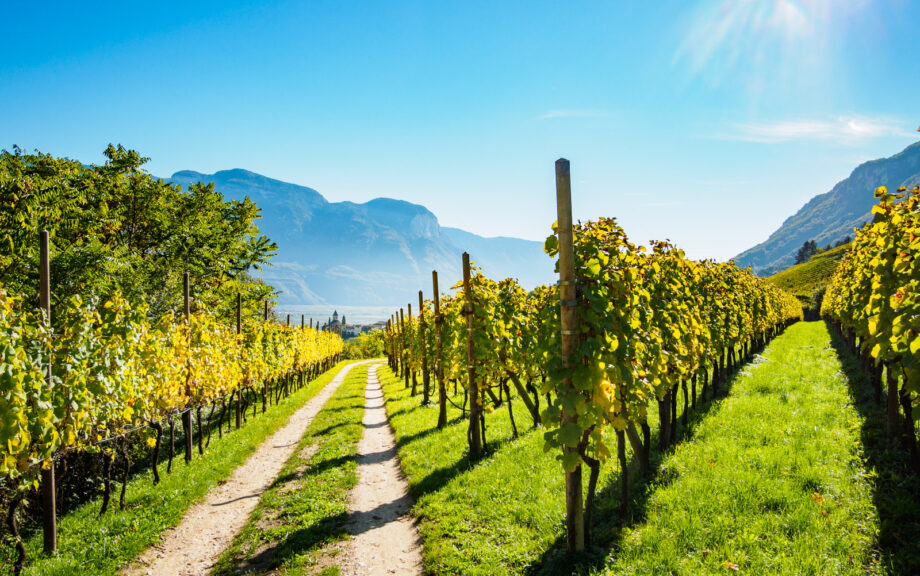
left=8, top=361, right=352, bottom=576
left=381, top=321, right=889, bottom=576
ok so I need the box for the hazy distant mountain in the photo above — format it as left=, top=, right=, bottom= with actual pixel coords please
left=167, top=169, right=552, bottom=306
left=735, top=141, right=920, bottom=275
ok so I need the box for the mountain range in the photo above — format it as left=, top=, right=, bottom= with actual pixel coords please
left=169, top=139, right=920, bottom=307
left=735, top=140, right=920, bottom=275
left=167, top=169, right=552, bottom=307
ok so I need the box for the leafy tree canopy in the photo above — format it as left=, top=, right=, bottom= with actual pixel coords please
left=0, top=144, right=278, bottom=321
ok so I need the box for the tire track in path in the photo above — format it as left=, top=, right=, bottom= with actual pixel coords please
left=337, top=362, right=424, bottom=576
left=123, top=361, right=371, bottom=576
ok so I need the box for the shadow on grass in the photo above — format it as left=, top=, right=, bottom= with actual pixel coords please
left=826, top=321, right=920, bottom=573
left=528, top=346, right=758, bottom=576
left=215, top=511, right=350, bottom=576
left=231, top=493, right=422, bottom=575
left=392, top=414, right=466, bottom=450
left=397, top=420, right=520, bottom=499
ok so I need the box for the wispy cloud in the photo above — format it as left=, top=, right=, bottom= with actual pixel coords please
left=536, top=109, right=616, bottom=120
left=721, top=116, right=914, bottom=143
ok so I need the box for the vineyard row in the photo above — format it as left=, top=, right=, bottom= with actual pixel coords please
left=377, top=159, right=803, bottom=550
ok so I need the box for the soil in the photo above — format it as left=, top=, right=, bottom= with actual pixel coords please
left=122, top=361, right=370, bottom=576
left=335, top=362, right=424, bottom=576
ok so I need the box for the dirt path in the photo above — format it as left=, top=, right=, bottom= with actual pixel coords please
left=123, top=361, right=370, bottom=576
left=337, top=362, right=424, bottom=576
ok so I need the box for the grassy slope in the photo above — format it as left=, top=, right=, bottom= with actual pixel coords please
left=212, top=362, right=372, bottom=575
left=381, top=322, right=885, bottom=575
left=767, top=243, right=849, bottom=305
left=10, top=361, right=352, bottom=576
left=597, top=321, right=877, bottom=575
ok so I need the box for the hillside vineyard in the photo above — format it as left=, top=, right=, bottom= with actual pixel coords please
left=383, top=168, right=802, bottom=550
left=823, top=185, right=920, bottom=467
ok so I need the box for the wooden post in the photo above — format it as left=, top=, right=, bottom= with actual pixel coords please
left=419, top=290, right=430, bottom=404
left=286, top=314, right=290, bottom=327
left=464, top=252, right=482, bottom=457
left=556, top=158, right=584, bottom=552
left=408, top=303, right=416, bottom=394
left=301, top=314, right=305, bottom=329
left=393, top=315, right=399, bottom=372
left=183, top=272, right=194, bottom=464
left=39, top=230, right=57, bottom=554
left=887, top=363, right=900, bottom=440
left=400, top=308, right=409, bottom=388
left=310, top=318, right=313, bottom=329
left=433, top=271, right=447, bottom=427
left=264, top=300, right=269, bottom=321
left=236, top=293, right=242, bottom=333
left=235, top=293, right=242, bottom=430
left=393, top=319, right=398, bottom=367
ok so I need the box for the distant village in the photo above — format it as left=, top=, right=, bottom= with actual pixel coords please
left=320, top=311, right=387, bottom=339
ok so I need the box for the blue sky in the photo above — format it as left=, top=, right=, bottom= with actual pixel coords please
left=2, top=0, right=917, bottom=260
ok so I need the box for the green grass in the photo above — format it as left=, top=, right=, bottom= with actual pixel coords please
left=381, top=322, right=887, bottom=575
left=211, top=362, right=372, bottom=575
left=378, top=368, right=613, bottom=575
left=596, top=321, right=879, bottom=575
left=8, top=361, right=353, bottom=576
left=825, top=326, right=920, bottom=574
left=768, top=243, right=849, bottom=307
left=377, top=361, right=727, bottom=575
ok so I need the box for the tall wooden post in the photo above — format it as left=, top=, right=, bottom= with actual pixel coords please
left=433, top=271, right=447, bottom=427
left=264, top=300, right=269, bottom=321
left=400, top=308, right=409, bottom=387
left=887, top=363, right=900, bottom=440
left=464, top=252, right=482, bottom=457
left=301, top=314, right=305, bottom=329
left=39, top=230, right=57, bottom=554
left=286, top=314, right=290, bottom=327
left=408, top=303, right=415, bottom=393
left=235, top=293, right=242, bottom=430
left=236, top=293, right=242, bottom=333
left=393, top=314, right=400, bottom=375
left=556, top=158, right=583, bottom=552
left=310, top=318, right=313, bottom=329
left=419, top=290, right=430, bottom=404
left=385, top=320, right=391, bottom=368
left=183, top=272, right=194, bottom=464
left=392, top=315, right=399, bottom=372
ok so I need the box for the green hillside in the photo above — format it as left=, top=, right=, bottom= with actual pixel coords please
left=767, top=243, right=849, bottom=312
left=734, top=140, right=920, bottom=275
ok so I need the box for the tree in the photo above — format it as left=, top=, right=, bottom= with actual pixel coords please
left=0, top=145, right=277, bottom=321
left=794, top=240, right=818, bottom=264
